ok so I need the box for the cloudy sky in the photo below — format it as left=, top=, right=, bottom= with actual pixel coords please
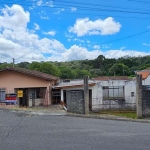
left=0, top=0, right=150, bottom=63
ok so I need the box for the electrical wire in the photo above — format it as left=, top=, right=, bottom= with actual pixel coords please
left=101, top=30, right=150, bottom=45
left=1, top=0, right=150, bottom=15
left=128, top=0, right=150, bottom=4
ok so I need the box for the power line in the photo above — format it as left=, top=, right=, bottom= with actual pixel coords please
left=1, top=1, right=150, bottom=15
left=128, top=0, right=150, bottom=3
left=1, top=1, right=150, bottom=20
left=101, top=30, right=150, bottom=45
left=56, top=0, right=150, bottom=11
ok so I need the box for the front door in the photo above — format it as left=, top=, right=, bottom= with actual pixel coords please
left=19, top=88, right=28, bottom=107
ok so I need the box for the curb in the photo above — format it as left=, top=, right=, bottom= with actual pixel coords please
left=67, top=113, right=150, bottom=123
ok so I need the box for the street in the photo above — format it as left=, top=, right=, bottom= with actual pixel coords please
left=0, top=109, right=150, bottom=150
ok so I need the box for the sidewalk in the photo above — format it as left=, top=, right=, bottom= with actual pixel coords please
left=0, top=104, right=67, bottom=116
left=67, top=113, right=150, bottom=123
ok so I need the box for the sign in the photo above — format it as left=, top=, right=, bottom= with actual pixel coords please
left=5, top=93, right=17, bottom=104
left=17, top=90, right=23, bottom=97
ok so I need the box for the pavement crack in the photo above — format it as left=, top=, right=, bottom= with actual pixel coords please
left=0, top=112, right=24, bottom=144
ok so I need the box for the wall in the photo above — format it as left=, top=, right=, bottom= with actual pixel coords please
left=66, top=90, right=84, bottom=114
left=92, top=80, right=136, bottom=110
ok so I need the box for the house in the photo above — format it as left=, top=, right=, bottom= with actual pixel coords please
left=92, top=76, right=136, bottom=111
left=0, top=67, right=59, bottom=107
left=136, top=68, right=150, bottom=85
left=53, top=79, right=96, bottom=110
left=53, top=76, right=136, bottom=111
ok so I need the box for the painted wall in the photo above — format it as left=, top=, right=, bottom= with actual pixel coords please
left=0, top=70, right=55, bottom=105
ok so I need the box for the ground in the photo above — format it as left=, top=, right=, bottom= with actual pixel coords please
left=0, top=109, right=150, bottom=150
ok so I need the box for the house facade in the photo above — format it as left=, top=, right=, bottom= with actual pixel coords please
left=0, top=67, right=59, bottom=107
left=92, top=76, right=136, bottom=110
left=53, top=77, right=136, bottom=111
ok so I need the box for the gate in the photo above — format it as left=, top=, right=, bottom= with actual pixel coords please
left=66, top=90, right=84, bottom=114
left=142, top=85, right=150, bottom=117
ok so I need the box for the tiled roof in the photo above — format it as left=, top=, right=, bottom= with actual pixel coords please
left=137, top=72, right=150, bottom=79
left=0, top=67, right=59, bottom=81
left=93, top=76, right=132, bottom=81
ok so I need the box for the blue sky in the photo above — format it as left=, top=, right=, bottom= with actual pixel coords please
left=0, top=0, right=150, bottom=63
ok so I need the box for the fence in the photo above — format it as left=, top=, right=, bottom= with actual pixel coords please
left=91, top=98, right=136, bottom=112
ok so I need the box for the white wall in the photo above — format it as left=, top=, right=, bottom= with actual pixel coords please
left=92, top=80, right=136, bottom=110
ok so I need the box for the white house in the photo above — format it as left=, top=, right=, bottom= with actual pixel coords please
left=53, top=77, right=136, bottom=111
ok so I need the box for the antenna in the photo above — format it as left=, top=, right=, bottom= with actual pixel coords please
left=12, top=58, right=15, bottom=68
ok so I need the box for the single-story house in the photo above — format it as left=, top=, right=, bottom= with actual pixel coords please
left=0, top=67, right=59, bottom=107
left=53, top=76, right=136, bottom=111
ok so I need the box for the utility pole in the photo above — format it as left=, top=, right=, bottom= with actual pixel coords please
left=12, top=58, right=15, bottom=68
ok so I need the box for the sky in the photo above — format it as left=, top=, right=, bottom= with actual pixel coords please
left=0, top=0, right=150, bottom=63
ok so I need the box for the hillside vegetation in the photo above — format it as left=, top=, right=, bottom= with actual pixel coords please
left=1, top=55, right=150, bottom=79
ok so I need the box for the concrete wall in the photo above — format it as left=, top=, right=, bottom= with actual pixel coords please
left=92, top=80, right=136, bottom=110
left=66, top=90, right=84, bottom=114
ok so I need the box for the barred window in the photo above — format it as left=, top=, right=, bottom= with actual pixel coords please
left=103, top=86, right=125, bottom=100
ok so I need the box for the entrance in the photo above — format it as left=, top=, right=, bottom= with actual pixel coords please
left=19, top=88, right=28, bottom=107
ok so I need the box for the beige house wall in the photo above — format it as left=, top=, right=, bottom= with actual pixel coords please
left=0, top=70, right=55, bottom=105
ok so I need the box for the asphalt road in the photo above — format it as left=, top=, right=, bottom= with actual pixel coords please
left=0, top=109, right=150, bottom=150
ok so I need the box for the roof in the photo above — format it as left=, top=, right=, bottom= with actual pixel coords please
left=136, top=68, right=150, bottom=79
left=0, top=67, right=59, bottom=81
left=54, top=79, right=96, bottom=89
left=93, top=76, right=132, bottom=81
left=137, top=72, right=150, bottom=80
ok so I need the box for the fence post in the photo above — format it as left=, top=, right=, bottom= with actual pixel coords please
left=84, top=76, right=89, bottom=115
left=136, top=74, right=143, bottom=118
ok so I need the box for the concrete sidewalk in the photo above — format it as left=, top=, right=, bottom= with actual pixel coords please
left=0, top=105, right=67, bottom=116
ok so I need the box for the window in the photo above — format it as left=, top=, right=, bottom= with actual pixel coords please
left=103, top=86, right=124, bottom=100
left=30, top=88, right=46, bottom=99
left=0, top=89, right=5, bottom=102
left=131, top=92, right=134, bottom=97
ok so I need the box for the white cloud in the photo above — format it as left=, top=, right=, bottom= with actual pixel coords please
left=69, top=17, right=121, bottom=36
left=104, top=50, right=149, bottom=59
left=93, top=45, right=100, bottom=49
left=45, top=1, right=54, bottom=7
left=0, top=5, right=149, bottom=63
left=71, top=7, right=77, bottom=12
left=34, top=23, right=40, bottom=30
left=48, top=45, right=102, bottom=61
left=143, top=43, right=150, bottom=46
left=43, top=30, right=56, bottom=36
left=54, top=8, right=65, bottom=14
left=0, top=5, right=30, bottom=31
left=37, top=0, right=42, bottom=6
left=0, top=5, right=65, bottom=63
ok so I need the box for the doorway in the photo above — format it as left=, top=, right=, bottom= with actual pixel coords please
left=19, top=88, right=28, bottom=107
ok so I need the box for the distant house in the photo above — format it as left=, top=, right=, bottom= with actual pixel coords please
left=136, top=68, right=150, bottom=85
left=0, top=67, right=59, bottom=107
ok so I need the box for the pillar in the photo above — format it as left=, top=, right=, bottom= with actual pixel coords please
left=136, top=74, right=143, bottom=118
left=84, top=76, right=89, bottom=115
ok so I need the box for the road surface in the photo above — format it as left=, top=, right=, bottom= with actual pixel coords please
left=0, top=109, right=150, bottom=150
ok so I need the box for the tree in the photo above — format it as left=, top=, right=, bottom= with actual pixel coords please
left=109, top=63, right=130, bottom=76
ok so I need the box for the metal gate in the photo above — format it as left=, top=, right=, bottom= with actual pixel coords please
left=142, top=85, right=150, bottom=116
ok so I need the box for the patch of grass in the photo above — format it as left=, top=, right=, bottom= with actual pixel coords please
left=97, top=110, right=137, bottom=119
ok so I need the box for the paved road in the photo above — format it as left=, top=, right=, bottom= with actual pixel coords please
left=0, top=109, right=150, bottom=150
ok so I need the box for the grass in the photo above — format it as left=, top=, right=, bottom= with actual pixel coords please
left=96, top=110, right=137, bottom=119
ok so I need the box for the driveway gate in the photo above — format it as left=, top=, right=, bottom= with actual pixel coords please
left=142, top=85, right=150, bottom=117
